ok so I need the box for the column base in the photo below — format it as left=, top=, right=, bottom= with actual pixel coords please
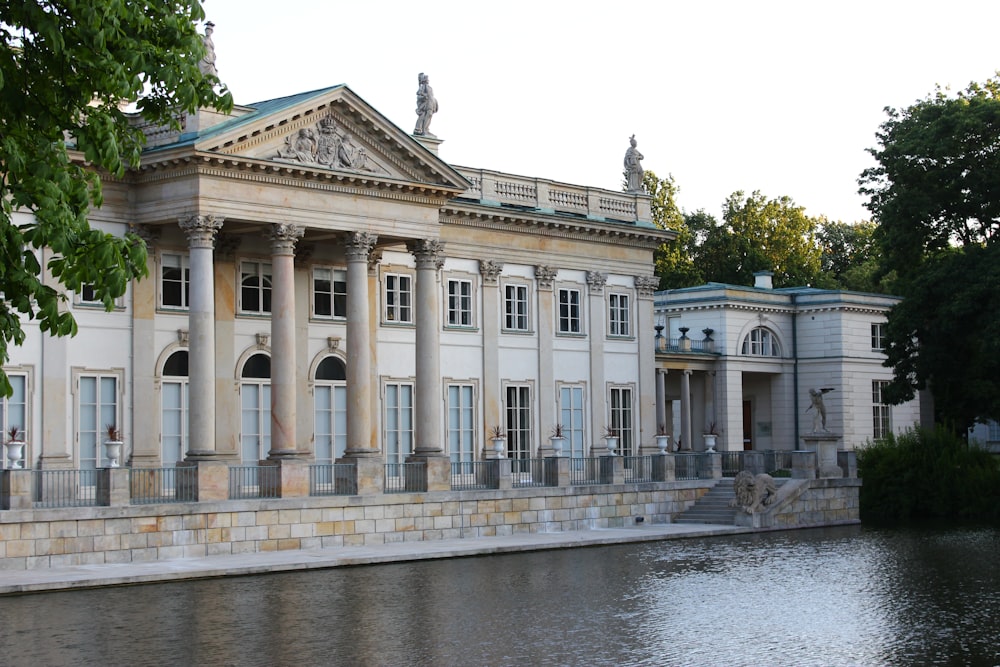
left=337, top=456, right=384, bottom=495
left=177, top=460, right=229, bottom=502
left=407, top=453, right=450, bottom=491
left=259, top=458, right=309, bottom=497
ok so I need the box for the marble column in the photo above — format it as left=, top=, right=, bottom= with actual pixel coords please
left=680, top=369, right=693, bottom=451
left=178, top=214, right=223, bottom=459
left=535, top=266, right=558, bottom=457
left=655, top=369, right=667, bottom=436
left=480, top=259, right=503, bottom=457
left=267, top=223, right=304, bottom=459
left=587, top=271, right=607, bottom=455
left=407, top=238, right=445, bottom=456
left=343, top=231, right=378, bottom=457
left=635, top=275, right=660, bottom=454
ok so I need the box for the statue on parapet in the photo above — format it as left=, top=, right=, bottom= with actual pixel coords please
left=624, top=135, right=644, bottom=192
left=414, top=73, right=438, bottom=136
left=200, top=22, right=218, bottom=78
left=807, top=387, right=835, bottom=433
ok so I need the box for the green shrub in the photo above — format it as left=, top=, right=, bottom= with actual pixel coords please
left=857, top=426, right=1000, bottom=522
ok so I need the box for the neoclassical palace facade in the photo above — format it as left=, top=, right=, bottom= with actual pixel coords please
left=3, top=84, right=670, bottom=477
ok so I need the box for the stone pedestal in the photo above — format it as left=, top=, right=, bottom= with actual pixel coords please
left=545, top=456, right=569, bottom=487
left=259, top=458, right=309, bottom=497
left=700, top=452, right=722, bottom=479
left=1, top=469, right=33, bottom=510
left=177, top=460, right=229, bottom=502
left=791, top=450, right=817, bottom=479
left=407, top=454, right=450, bottom=492
left=802, top=434, right=843, bottom=478
left=651, top=453, right=675, bottom=482
left=96, top=468, right=131, bottom=506
left=340, top=456, right=384, bottom=496
left=599, top=455, right=624, bottom=485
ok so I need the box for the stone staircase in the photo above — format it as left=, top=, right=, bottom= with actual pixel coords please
left=674, top=480, right=738, bottom=525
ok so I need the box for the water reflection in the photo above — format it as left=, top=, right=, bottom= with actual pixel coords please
left=2, top=525, right=999, bottom=666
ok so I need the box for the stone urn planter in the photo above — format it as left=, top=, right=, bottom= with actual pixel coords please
left=549, top=425, right=566, bottom=457
left=104, top=424, right=124, bottom=468
left=655, top=434, right=670, bottom=454
left=489, top=426, right=506, bottom=456
left=5, top=426, right=25, bottom=469
left=703, top=433, right=718, bottom=453
left=603, top=427, right=619, bottom=455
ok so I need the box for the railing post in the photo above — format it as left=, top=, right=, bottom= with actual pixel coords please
left=837, top=450, right=857, bottom=478
left=700, top=452, right=723, bottom=479
left=258, top=459, right=309, bottom=497
left=1, top=469, right=33, bottom=509
left=545, top=456, right=569, bottom=487
left=744, top=451, right=765, bottom=475
left=96, top=468, right=131, bottom=506
left=791, top=450, right=817, bottom=479
left=599, top=455, right=625, bottom=484
left=176, top=460, right=229, bottom=502
left=495, top=459, right=512, bottom=490
left=652, top=453, right=675, bottom=482
left=348, top=457, right=384, bottom=495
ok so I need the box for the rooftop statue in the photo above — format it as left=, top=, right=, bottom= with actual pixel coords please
left=624, top=135, right=644, bottom=193
left=414, top=73, right=438, bottom=136
left=200, top=22, right=217, bottom=78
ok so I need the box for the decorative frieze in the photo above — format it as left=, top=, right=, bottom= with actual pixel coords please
left=273, top=112, right=388, bottom=175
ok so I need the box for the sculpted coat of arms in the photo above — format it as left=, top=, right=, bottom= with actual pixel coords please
left=274, top=113, right=386, bottom=174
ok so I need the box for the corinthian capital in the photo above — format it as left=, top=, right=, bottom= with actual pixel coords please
left=268, top=223, right=304, bottom=255
left=178, top=215, right=224, bottom=248
left=344, top=231, right=378, bottom=262
left=407, top=238, right=446, bottom=270
left=634, top=275, right=660, bottom=297
left=586, top=271, right=608, bottom=293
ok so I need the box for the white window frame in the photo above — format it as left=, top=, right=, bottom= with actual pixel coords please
left=159, top=251, right=191, bottom=310
left=872, top=380, right=891, bottom=439
left=558, top=383, right=587, bottom=459
left=383, top=379, right=414, bottom=466
left=504, top=382, right=533, bottom=461
left=446, top=381, right=477, bottom=465
left=741, top=327, right=781, bottom=357
left=383, top=271, right=413, bottom=324
left=239, top=260, right=272, bottom=315
left=239, top=353, right=271, bottom=463
left=608, top=292, right=632, bottom=337
left=608, top=384, right=635, bottom=456
left=160, top=350, right=189, bottom=466
left=557, top=286, right=583, bottom=335
left=312, top=266, right=347, bottom=320
left=313, top=356, right=347, bottom=466
left=0, top=370, right=31, bottom=469
left=502, top=281, right=531, bottom=333
left=75, top=285, right=125, bottom=309
left=444, top=275, right=476, bottom=329
left=73, top=368, right=123, bottom=469
left=871, top=322, right=886, bottom=352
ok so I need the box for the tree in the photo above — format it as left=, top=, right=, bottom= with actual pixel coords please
left=815, top=220, right=888, bottom=292
left=696, top=190, right=822, bottom=287
left=642, top=170, right=702, bottom=289
left=860, top=75, right=1000, bottom=428
left=0, top=2, right=232, bottom=395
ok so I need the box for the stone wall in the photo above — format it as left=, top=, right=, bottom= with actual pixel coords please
left=735, top=478, right=861, bottom=529
left=0, top=481, right=711, bottom=570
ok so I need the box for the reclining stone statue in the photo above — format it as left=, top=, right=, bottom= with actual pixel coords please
left=731, top=470, right=777, bottom=514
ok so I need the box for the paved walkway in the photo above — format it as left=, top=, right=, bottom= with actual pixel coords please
left=0, top=522, right=747, bottom=595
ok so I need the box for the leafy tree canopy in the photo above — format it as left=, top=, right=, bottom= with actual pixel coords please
left=0, top=1, right=232, bottom=395
left=643, top=170, right=702, bottom=289
left=815, top=220, right=890, bottom=292
left=696, top=190, right=822, bottom=288
left=860, top=76, right=1000, bottom=280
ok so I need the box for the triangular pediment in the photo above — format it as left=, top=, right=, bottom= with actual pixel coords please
left=186, top=85, right=468, bottom=194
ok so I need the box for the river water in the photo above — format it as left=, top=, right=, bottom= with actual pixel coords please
left=2, top=524, right=999, bottom=666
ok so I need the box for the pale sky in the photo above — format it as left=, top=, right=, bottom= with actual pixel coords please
left=203, top=0, right=1000, bottom=224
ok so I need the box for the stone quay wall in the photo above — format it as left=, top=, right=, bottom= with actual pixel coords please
left=0, top=481, right=714, bottom=571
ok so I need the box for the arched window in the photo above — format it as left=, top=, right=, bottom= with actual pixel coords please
left=314, top=356, right=346, bottom=467
left=741, top=327, right=781, bottom=357
left=162, top=350, right=189, bottom=465
left=240, top=353, right=271, bottom=463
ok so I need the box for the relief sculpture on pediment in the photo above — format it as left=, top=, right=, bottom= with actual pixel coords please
left=274, top=113, right=387, bottom=175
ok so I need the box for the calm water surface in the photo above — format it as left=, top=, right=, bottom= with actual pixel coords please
left=2, top=524, right=999, bottom=666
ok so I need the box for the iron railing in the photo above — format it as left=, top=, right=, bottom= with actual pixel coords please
left=228, top=466, right=281, bottom=500
left=32, top=469, right=101, bottom=508
left=720, top=451, right=743, bottom=478
left=674, top=453, right=705, bottom=480
left=309, top=463, right=358, bottom=496
left=130, top=467, right=197, bottom=504
left=623, top=455, right=654, bottom=483
left=511, top=458, right=547, bottom=488
left=385, top=462, right=426, bottom=493
left=569, top=457, right=602, bottom=486
left=764, top=450, right=794, bottom=476
left=450, top=461, right=496, bottom=491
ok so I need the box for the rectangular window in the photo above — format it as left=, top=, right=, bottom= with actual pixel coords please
left=78, top=374, right=118, bottom=469
left=505, top=385, right=532, bottom=461
left=988, top=421, right=1000, bottom=442
left=447, top=279, right=473, bottom=327
left=558, top=288, right=581, bottom=334
left=314, top=384, right=347, bottom=465
left=503, top=283, right=529, bottom=332
left=872, top=380, right=891, bottom=439
left=161, top=380, right=188, bottom=465
left=871, top=323, right=886, bottom=352
left=240, top=381, right=271, bottom=463
left=447, top=384, right=475, bottom=464
left=559, top=385, right=586, bottom=459
left=608, top=293, right=631, bottom=337
left=609, top=386, right=634, bottom=456
left=385, top=382, right=414, bottom=465
left=313, top=267, right=347, bottom=319
left=1, top=374, right=28, bottom=467
left=240, top=261, right=272, bottom=314
left=385, top=274, right=412, bottom=323
left=161, top=253, right=190, bottom=309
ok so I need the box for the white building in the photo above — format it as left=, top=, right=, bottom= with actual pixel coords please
left=1, top=83, right=670, bottom=476
left=653, top=271, right=922, bottom=453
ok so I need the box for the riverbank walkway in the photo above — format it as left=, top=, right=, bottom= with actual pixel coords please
left=0, top=522, right=748, bottom=595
